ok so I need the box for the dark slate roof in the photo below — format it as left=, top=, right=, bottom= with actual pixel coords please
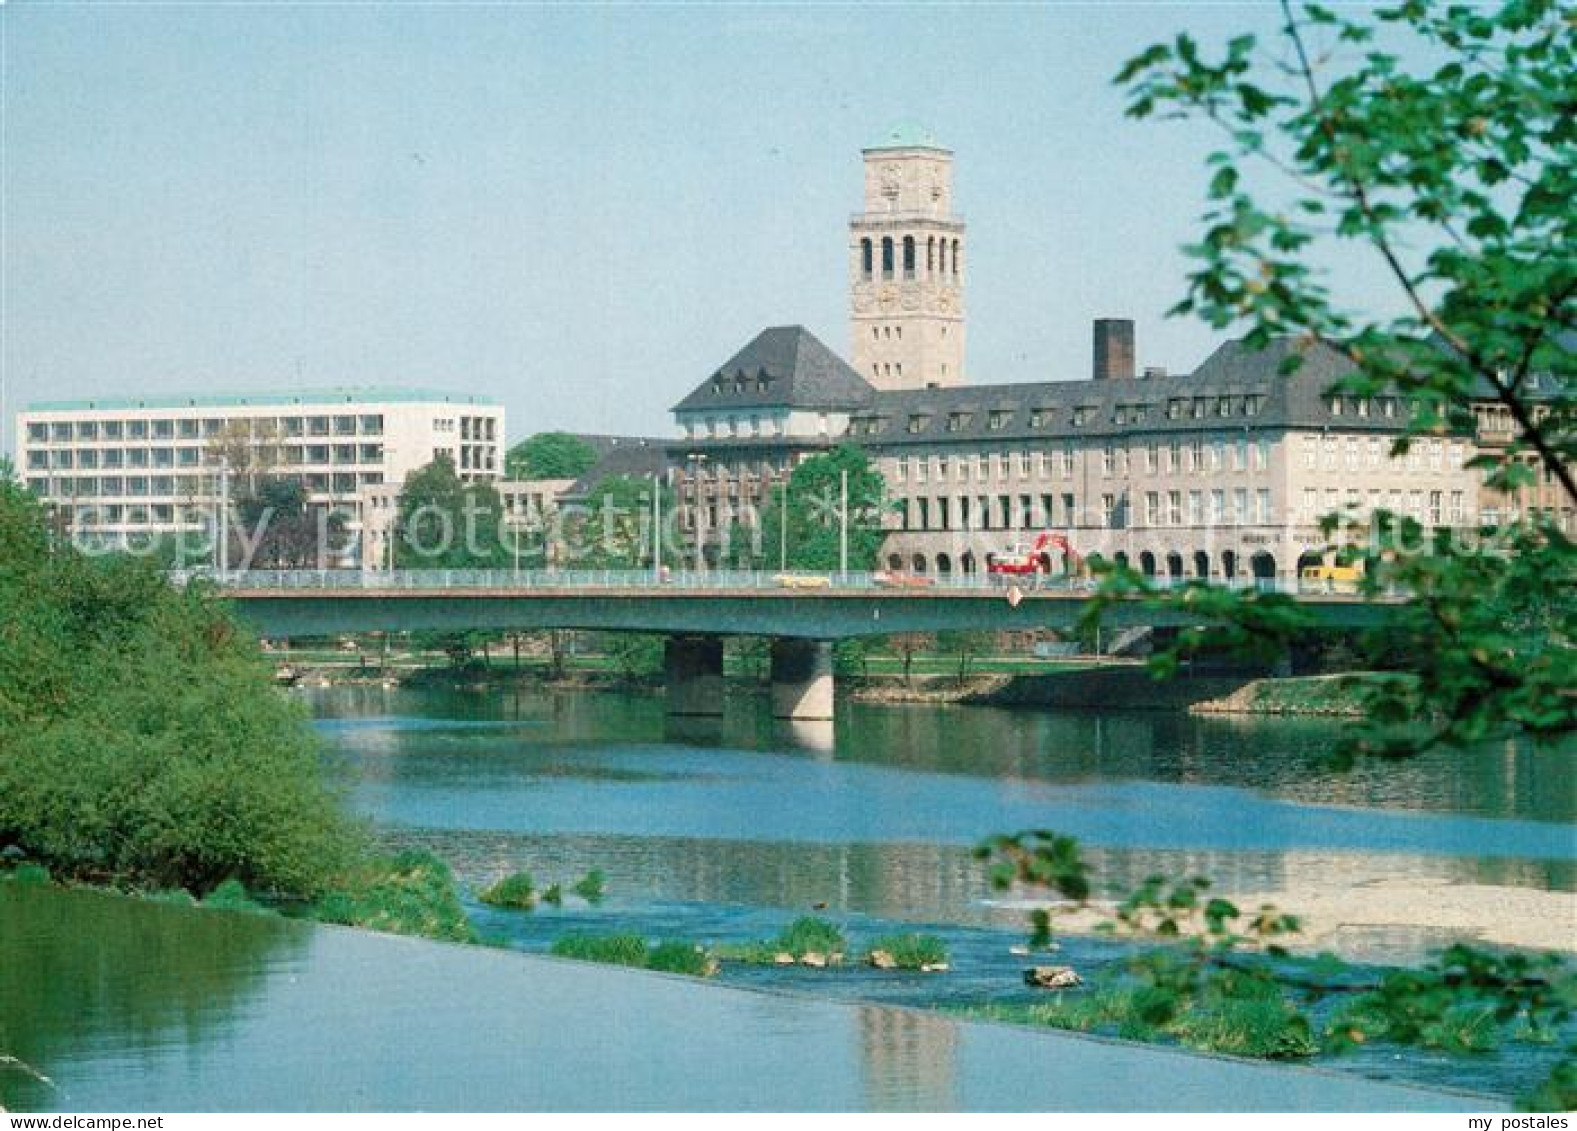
left=844, top=337, right=1414, bottom=447
left=562, top=438, right=669, bottom=501
left=671, top=326, right=876, bottom=413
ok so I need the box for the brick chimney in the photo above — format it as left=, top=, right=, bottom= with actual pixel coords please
left=1093, top=318, right=1135, bottom=381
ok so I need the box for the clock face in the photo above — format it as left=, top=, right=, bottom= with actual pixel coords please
left=880, top=163, right=902, bottom=195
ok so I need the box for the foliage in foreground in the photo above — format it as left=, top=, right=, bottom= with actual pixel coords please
left=1096, top=0, right=1577, bottom=761
left=0, top=476, right=358, bottom=897
left=309, top=851, right=476, bottom=943
left=977, top=828, right=1575, bottom=1095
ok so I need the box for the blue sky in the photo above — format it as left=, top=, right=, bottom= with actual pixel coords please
left=2, top=2, right=1404, bottom=453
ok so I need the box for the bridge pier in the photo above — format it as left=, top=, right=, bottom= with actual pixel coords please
left=664, top=635, right=725, bottom=717
left=769, top=639, right=835, bottom=721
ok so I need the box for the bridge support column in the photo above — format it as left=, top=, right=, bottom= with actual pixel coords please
left=770, top=639, right=835, bottom=721
left=664, top=635, right=724, bottom=717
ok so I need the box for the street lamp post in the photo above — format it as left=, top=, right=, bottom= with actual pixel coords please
left=839, top=467, right=849, bottom=582
left=216, top=456, right=230, bottom=581
left=652, top=473, right=663, bottom=583
left=686, top=453, right=708, bottom=576
left=779, top=474, right=788, bottom=571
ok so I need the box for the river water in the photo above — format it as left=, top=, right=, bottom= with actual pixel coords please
left=3, top=683, right=1572, bottom=1109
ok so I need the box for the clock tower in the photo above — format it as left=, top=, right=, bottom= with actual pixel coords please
left=849, top=123, right=966, bottom=391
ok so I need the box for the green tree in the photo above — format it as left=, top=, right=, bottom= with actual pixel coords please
left=1099, top=0, right=1576, bottom=758
left=757, top=445, right=888, bottom=572
left=232, top=475, right=348, bottom=569
left=937, top=630, right=994, bottom=681
left=562, top=475, right=677, bottom=569
left=393, top=454, right=510, bottom=569
left=506, top=432, right=599, bottom=481
left=0, top=473, right=356, bottom=895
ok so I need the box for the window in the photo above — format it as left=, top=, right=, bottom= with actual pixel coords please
left=1029, top=408, right=1052, bottom=428
left=1017, top=450, right=1030, bottom=477
left=988, top=410, right=1011, bottom=431
left=1234, top=488, right=1248, bottom=522
left=907, top=414, right=927, bottom=434
left=1145, top=491, right=1160, bottom=526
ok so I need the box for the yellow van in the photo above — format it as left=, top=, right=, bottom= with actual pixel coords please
left=1299, top=563, right=1363, bottom=594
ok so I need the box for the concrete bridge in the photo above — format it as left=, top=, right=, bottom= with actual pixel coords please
left=184, top=569, right=1396, bottom=723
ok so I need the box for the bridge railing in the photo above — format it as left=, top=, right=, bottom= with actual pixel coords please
left=167, top=567, right=1305, bottom=596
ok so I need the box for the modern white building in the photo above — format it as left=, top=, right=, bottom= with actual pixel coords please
left=17, top=387, right=503, bottom=560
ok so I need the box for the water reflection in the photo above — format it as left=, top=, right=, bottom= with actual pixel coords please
left=0, top=885, right=304, bottom=1111
left=306, top=685, right=1576, bottom=826
left=0, top=884, right=1482, bottom=1112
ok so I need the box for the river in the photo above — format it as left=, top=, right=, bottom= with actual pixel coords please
left=2, top=684, right=1572, bottom=1109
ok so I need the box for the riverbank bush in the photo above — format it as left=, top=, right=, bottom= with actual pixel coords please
left=571, top=869, right=607, bottom=902
left=0, top=477, right=358, bottom=897
left=551, top=933, right=649, bottom=967
left=718, top=916, right=848, bottom=965
left=549, top=933, right=717, bottom=977
left=201, top=879, right=270, bottom=914
left=309, top=851, right=475, bottom=943
left=866, top=934, right=948, bottom=970
left=478, top=871, right=537, bottom=910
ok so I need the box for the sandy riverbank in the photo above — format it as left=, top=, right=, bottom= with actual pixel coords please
left=1033, top=876, right=1576, bottom=959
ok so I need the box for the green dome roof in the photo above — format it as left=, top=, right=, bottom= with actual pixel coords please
left=866, top=121, right=948, bottom=151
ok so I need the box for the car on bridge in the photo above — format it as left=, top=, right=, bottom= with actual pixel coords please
left=873, top=571, right=935, bottom=589
left=774, top=573, right=833, bottom=590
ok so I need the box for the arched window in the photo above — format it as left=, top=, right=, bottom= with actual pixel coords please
left=1193, top=550, right=1210, bottom=578
left=912, top=554, right=928, bottom=574
left=881, top=237, right=894, bottom=279
left=861, top=238, right=873, bottom=280
left=951, top=239, right=961, bottom=276
left=1140, top=551, right=1157, bottom=576
left=936, top=552, right=952, bottom=574
left=903, top=236, right=916, bottom=279
left=887, top=553, right=904, bottom=572
left=1166, top=552, right=1184, bottom=578
left=1251, top=551, right=1277, bottom=588
left=961, top=551, right=977, bottom=575
left=927, top=236, right=936, bottom=275
left=938, top=240, right=948, bottom=275
left=1222, top=550, right=1238, bottom=581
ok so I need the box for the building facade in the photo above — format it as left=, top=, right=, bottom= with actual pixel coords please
left=857, top=328, right=1487, bottom=583
left=667, top=131, right=1569, bottom=581
left=848, top=124, right=966, bottom=391
left=17, top=388, right=502, bottom=561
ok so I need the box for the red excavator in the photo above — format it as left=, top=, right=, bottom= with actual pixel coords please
left=985, top=532, right=1079, bottom=577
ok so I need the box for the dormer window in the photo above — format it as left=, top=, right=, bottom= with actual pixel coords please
left=1167, top=399, right=1186, bottom=420
left=988, top=410, right=1011, bottom=431
left=712, top=377, right=724, bottom=395
left=946, top=411, right=972, bottom=432
left=1217, top=396, right=1232, bottom=417
left=1030, top=408, right=1052, bottom=427
left=1072, top=406, right=1090, bottom=426
left=906, top=414, right=928, bottom=435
